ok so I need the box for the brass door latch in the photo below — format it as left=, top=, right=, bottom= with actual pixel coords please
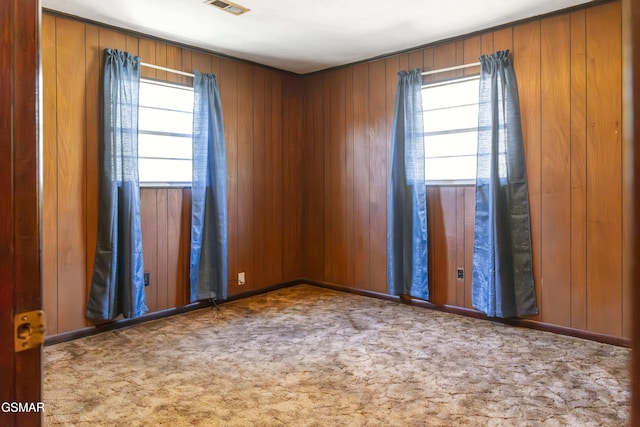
left=14, top=310, right=46, bottom=352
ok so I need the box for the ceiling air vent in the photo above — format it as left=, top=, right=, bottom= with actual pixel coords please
left=207, top=0, right=250, bottom=15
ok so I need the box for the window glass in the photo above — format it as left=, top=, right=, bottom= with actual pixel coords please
left=138, top=79, right=194, bottom=185
left=422, top=75, right=479, bottom=183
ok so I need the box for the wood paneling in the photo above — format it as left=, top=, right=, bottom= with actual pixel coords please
left=55, top=18, right=87, bottom=332
left=282, top=75, right=305, bottom=280
left=43, top=2, right=626, bottom=340
left=302, top=2, right=626, bottom=338
left=540, top=14, right=572, bottom=327
left=570, top=9, right=588, bottom=332
left=352, top=64, right=370, bottom=290
left=140, top=189, right=158, bottom=312
left=369, top=60, right=388, bottom=294
left=513, top=21, right=542, bottom=320
left=329, top=69, right=347, bottom=286
left=585, top=2, right=623, bottom=336
left=43, top=14, right=298, bottom=335
left=42, top=14, right=58, bottom=335
left=253, top=68, right=267, bottom=288
left=85, top=24, right=100, bottom=326
left=236, top=63, right=254, bottom=287
left=302, top=74, right=325, bottom=279
left=220, top=58, right=240, bottom=293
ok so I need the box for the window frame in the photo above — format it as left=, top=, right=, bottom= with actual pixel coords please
left=137, top=77, right=194, bottom=188
left=421, top=73, right=480, bottom=187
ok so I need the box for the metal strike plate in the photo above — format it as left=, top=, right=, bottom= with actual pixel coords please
left=14, top=310, right=46, bottom=352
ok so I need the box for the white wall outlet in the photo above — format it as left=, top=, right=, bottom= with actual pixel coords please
left=238, top=272, right=245, bottom=285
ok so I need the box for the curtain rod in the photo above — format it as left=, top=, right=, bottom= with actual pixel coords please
left=140, top=62, right=195, bottom=78
left=422, top=62, right=481, bottom=76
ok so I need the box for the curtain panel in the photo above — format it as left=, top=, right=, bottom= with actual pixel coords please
left=472, top=50, right=538, bottom=318
left=190, top=71, right=228, bottom=302
left=86, top=49, right=148, bottom=320
left=387, top=69, right=429, bottom=300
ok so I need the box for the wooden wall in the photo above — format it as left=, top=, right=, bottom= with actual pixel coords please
left=302, top=1, right=629, bottom=338
left=43, top=1, right=628, bottom=341
left=42, top=13, right=303, bottom=336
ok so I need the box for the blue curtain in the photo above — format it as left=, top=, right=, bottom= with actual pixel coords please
left=387, top=69, right=429, bottom=299
left=86, top=49, right=147, bottom=320
left=472, top=50, right=538, bottom=318
left=190, top=72, right=228, bottom=302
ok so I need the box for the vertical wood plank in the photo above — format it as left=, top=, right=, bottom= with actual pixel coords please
left=540, top=14, right=572, bottom=327
left=56, top=18, right=87, bottom=332
left=409, top=50, right=424, bottom=72
left=138, top=38, right=156, bottom=79
left=263, top=71, right=274, bottom=285
left=140, top=189, right=157, bottom=312
left=429, top=188, right=444, bottom=303
left=570, top=9, right=588, bottom=331
left=270, top=71, right=284, bottom=284
left=514, top=21, right=542, bottom=320
left=167, top=189, right=184, bottom=308
left=352, top=63, right=370, bottom=289
left=369, top=60, right=387, bottom=293
left=464, top=187, right=475, bottom=309
left=344, top=67, right=355, bottom=288
left=181, top=48, right=192, bottom=75
left=282, top=75, right=304, bottom=280
left=84, top=24, right=100, bottom=326
left=330, top=69, right=347, bottom=286
left=237, top=63, right=254, bottom=286
left=181, top=189, right=192, bottom=304
left=443, top=187, right=458, bottom=306
left=165, top=44, right=182, bottom=84
left=493, top=27, right=513, bottom=52
left=434, top=42, right=457, bottom=80
left=192, top=51, right=213, bottom=74
left=156, top=189, right=169, bottom=309
left=42, top=14, right=58, bottom=335
left=481, top=32, right=494, bottom=55
left=463, top=36, right=481, bottom=75
left=125, top=35, right=138, bottom=56
left=385, top=56, right=400, bottom=294
left=155, top=42, right=167, bottom=80
left=455, top=187, right=466, bottom=306
left=585, top=2, right=622, bottom=336
left=304, top=74, right=325, bottom=279
left=220, top=58, right=239, bottom=293
left=322, top=73, right=332, bottom=281
left=253, top=67, right=267, bottom=288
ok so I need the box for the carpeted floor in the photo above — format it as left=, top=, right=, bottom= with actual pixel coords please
left=44, top=285, right=630, bottom=426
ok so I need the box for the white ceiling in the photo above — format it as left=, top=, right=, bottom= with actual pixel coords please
left=42, top=0, right=593, bottom=74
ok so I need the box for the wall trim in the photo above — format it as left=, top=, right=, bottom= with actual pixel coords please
left=45, top=278, right=631, bottom=348
left=44, top=280, right=305, bottom=346
left=307, top=280, right=630, bottom=348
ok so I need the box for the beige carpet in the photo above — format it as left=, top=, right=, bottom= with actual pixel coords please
left=44, top=285, right=630, bottom=426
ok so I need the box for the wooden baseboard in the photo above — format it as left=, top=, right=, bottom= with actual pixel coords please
left=305, top=280, right=631, bottom=348
left=45, top=278, right=631, bottom=349
left=45, top=301, right=214, bottom=345
left=44, top=279, right=306, bottom=346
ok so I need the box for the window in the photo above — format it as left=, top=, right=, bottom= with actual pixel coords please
left=422, top=75, right=479, bottom=184
left=138, top=79, right=194, bottom=185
